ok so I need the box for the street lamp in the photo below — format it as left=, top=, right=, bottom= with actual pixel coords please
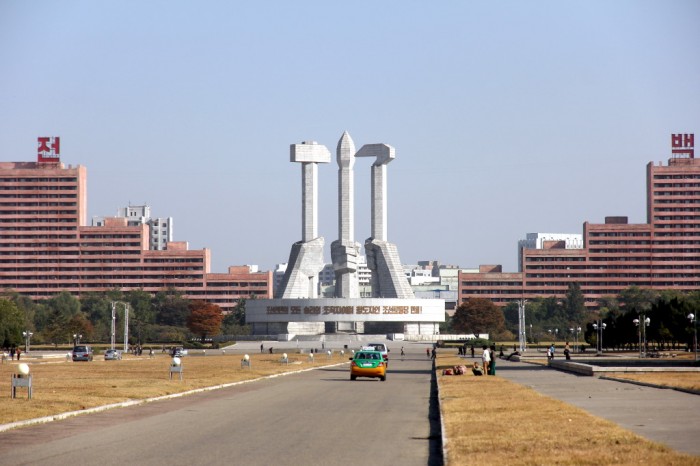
left=592, top=321, right=607, bottom=356
left=73, top=334, right=82, bottom=345
left=516, top=299, right=527, bottom=353
left=569, top=327, right=581, bottom=353
left=22, top=331, right=33, bottom=353
left=633, top=316, right=651, bottom=358
left=688, top=313, right=697, bottom=362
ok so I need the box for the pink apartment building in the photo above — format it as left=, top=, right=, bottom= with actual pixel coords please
left=0, top=156, right=271, bottom=311
left=459, top=134, right=700, bottom=308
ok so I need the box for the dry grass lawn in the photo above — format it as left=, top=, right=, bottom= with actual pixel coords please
left=607, top=372, right=700, bottom=392
left=0, top=352, right=343, bottom=425
left=437, top=354, right=700, bottom=466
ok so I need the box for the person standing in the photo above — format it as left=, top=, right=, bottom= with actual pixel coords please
left=426, top=348, right=430, bottom=358
left=260, top=343, right=264, bottom=353
left=564, top=342, right=571, bottom=360
left=470, top=345, right=475, bottom=358
left=481, top=345, right=490, bottom=375
left=488, top=344, right=497, bottom=375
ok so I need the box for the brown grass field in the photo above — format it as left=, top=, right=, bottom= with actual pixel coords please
left=436, top=353, right=700, bottom=466
left=606, top=372, right=700, bottom=392
left=2, top=350, right=700, bottom=464
left=0, top=352, right=343, bottom=425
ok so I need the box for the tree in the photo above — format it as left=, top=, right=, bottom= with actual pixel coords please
left=563, top=282, right=586, bottom=325
left=154, top=287, right=190, bottom=327
left=0, top=298, right=23, bottom=348
left=43, top=291, right=82, bottom=344
left=451, top=298, right=506, bottom=337
left=222, top=298, right=251, bottom=335
left=186, top=301, right=223, bottom=342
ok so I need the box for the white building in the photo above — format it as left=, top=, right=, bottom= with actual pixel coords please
left=92, top=204, right=173, bottom=251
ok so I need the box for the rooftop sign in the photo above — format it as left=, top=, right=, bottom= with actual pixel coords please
left=37, top=136, right=60, bottom=162
left=672, top=133, right=694, bottom=158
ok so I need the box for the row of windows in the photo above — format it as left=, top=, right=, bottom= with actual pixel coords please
left=654, top=191, right=700, bottom=196
left=655, top=223, right=700, bottom=228
left=654, top=199, right=700, bottom=204
left=0, top=243, right=142, bottom=248
left=654, top=216, right=700, bottom=221
left=80, top=234, right=142, bottom=239
left=144, top=258, right=205, bottom=263
left=0, top=194, right=77, bottom=198
left=0, top=235, right=77, bottom=239
left=0, top=202, right=77, bottom=207
left=0, top=275, right=205, bottom=281
left=525, top=264, right=700, bottom=271
left=0, top=177, right=78, bottom=182
left=0, top=226, right=77, bottom=230
left=0, top=210, right=77, bottom=215
left=653, top=183, right=700, bottom=188
left=590, top=249, right=700, bottom=254
left=653, top=174, right=700, bottom=180
left=206, top=282, right=269, bottom=287
left=0, top=187, right=77, bottom=192
left=588, top=232, right=651, bottom=237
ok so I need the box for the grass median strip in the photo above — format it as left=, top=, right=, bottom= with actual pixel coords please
left=436, top=354, right=700, bottom=465
left=0, top=353, right=346, bottom=426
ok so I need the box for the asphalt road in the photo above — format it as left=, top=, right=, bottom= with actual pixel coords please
left=0, top=344, right=441, bottom=466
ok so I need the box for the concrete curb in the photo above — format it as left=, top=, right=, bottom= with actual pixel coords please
left=0, top=362, right=348, bottom=433
left=434, top=362, right=448, bottom=465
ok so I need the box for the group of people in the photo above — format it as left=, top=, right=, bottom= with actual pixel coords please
left=547, top=342, right=572, bottom=361
left=4, top=347, right=22, bottom=360
left=472, top=344, right=497, bottom=376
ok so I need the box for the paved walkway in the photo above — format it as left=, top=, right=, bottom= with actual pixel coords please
left=495, top=359, right=700, bottom=456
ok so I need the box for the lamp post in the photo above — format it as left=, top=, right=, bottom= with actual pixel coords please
left=633, top=315, right=651, bottom=358
left=22, top=331, right=33, bottom=353
left=517, top=299, right=527, bottom=353
left=73, top=334, right=82, bottom=345
left=592, top=321, right=606, bottom=356
left=569, top=327, right=581, bottom=353
left=688, top=313, right=697, bottom=362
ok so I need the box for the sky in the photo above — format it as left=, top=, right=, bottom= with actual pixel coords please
left=1, top=1, right=699, bottom=274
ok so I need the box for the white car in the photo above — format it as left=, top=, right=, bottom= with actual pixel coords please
left=364, top=343, right=389, bottom=366
left=104, top=349, right=122, bottom=360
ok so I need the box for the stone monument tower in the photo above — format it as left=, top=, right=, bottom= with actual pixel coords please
left=275, top=141, right=330, bottom=298
left=330, top=132, right=361, bottom=298
left=356, top=143, right=415, bottom=299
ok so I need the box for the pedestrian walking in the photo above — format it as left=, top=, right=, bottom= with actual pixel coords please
left=400, top=347, right=405, bottom=358
left=481, top=345, right=490, bottom=375
left=489, top=344, right=497, bottom=375
left=426, top=348, right=430, bottom=358
left=260, top=343, right=264, bottom=353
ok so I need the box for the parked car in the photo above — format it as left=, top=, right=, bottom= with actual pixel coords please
left=350, top=350, right=387, bottom=381
left=104, top=349, right=122, bottom=360
left=72, top=345, right=94, bottom=362
left=173, top=347, right=188, bottom=357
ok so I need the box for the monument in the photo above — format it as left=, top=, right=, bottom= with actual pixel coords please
left=247, top=132, right=444, bottom=337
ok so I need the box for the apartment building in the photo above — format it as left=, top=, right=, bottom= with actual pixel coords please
left=93, top=204, right=173, bottom=251
left=0, top=154, right=272, bottom=311
left=459, top=134, right=700, bottom=308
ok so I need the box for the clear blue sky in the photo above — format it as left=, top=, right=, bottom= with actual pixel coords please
left=1, top=1, right=699, bottom=273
